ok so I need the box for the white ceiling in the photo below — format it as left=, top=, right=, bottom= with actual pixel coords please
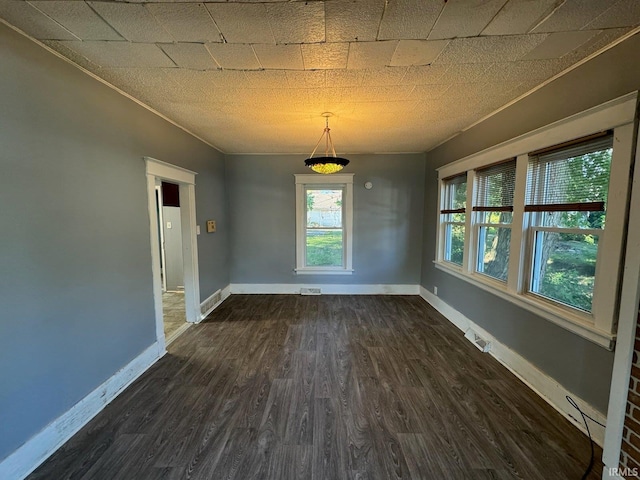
left=2, top=0, right=639, bottom=154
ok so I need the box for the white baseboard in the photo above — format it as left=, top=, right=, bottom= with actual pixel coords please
left=0, top=343, right=163, bottom=480
left=222, top=284, right=231, bottom=300
left=229, top=283, right=420, bottom=295
left=419, top=286, right=607, bottom=447
left=199, top=284, right=231, bottom=321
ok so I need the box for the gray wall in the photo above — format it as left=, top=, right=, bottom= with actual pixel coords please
left=421, top=32, right=640, bottom=413
left=227, top=154, right=425, bottom=285
left=0, top=23, right=228, bottom=461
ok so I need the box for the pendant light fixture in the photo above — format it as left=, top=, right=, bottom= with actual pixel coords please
left=304, top=112, right=350, bottom=174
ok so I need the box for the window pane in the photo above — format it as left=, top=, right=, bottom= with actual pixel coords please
left=475, top=159, right=516, bottom=209
left=539, top=210, right=605, bottom=229
left=442, top=174, right=467, bottom=211
left=306, top=189, right=343, bottom=267
left=306, top=189, right=342, bottom=228
left=477, top=226, right=511, bottom=281
left=526, top=138, right=612, bottom=208
left=448, top=212, right=466, bottom=222
left=444, top=223, right=465, bottom=266
left=530, top=231, right=598, bottom=312
left=306, top=230, right=343, bottom=267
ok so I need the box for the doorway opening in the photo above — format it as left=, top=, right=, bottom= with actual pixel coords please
left=155, top=181, right=187, bottom=341
left=146, top=157, right=200, bottom=353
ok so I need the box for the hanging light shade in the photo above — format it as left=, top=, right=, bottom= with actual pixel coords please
left=304, top=113, right=350, bottom=174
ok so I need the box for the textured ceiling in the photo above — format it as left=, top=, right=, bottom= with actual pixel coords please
left=2, top=0, right=640, bottom=154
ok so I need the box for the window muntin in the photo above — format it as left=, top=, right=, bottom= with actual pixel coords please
left=305, top=188, right=344, bottom=268
left=473, top=160, right=516, bottom=282
left=525, top=134, right=613, bottom=313
left=440, top=174, right=467, bottom=266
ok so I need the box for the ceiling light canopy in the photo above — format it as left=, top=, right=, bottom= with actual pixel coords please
left=304, top=113, right=350, bottom=174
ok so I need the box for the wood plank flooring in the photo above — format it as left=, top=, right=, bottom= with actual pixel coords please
left=163, top=291, right=186, bottom=339
left=28, top=295, right=603, bottom=479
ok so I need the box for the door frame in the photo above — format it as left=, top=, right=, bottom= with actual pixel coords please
left=145, top=157, right=200, bottom=351
left=155, top=185, right=168, bottom=293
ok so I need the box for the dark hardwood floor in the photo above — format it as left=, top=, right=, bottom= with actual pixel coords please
left=29, top=295, right=603, bottom=479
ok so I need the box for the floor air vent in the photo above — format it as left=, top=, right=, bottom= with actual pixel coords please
left=464, top=329, right=491, bottom=353
left=300, top=287, right=321, bottom=296
left=201, top=290, right=222, bottom=315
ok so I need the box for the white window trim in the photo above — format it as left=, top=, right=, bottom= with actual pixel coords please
left=295, top=173, right=354, bottom=275
left=435, top=92, right=638, bottom=350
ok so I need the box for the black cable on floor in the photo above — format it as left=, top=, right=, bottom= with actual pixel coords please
left=567, top=395, right=606, bottom=480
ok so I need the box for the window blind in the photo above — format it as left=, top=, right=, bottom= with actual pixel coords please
left=525, top=133, right=613, bottom=212
left=473, top=159, right=516, bottom=212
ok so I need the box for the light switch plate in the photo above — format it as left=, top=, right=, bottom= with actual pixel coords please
left=207, top=220, right=216, bottom=233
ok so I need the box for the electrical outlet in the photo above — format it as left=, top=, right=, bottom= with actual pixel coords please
left=434, top=286, right=438, bottom=296
left=206, top=220, right=216, bottom=233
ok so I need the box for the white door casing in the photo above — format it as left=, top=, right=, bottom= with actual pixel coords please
left=145, top=157, right=200, bottom=352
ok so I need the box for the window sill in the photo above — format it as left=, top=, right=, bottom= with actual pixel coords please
left=433, top=261, right=615, bottom=350
left=295, top=268, right=354, bottom=275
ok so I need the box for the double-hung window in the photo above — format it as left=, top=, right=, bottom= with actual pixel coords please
left=440, top=174, right=467, bottom=266
left=434, top=92, right=637, bottom=347
left=295, top=174, right=353, bottom=274
left=473, top=160, right=516, bottom=282
left=525, top=133, right=613, bottom=313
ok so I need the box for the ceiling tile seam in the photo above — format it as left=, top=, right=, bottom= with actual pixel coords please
left=0, top=17, right=225, bottom=153
left=388, top=40, right=402, bottom=69
left=476, top=0, right=510, bottom=38
left=265, top=4, right=278, bottom=46
left=203, top=4, right=226, bottom=44
left=59, top=41, right=100, bottom=68
left=487, top=0, right=559, bottom=37
left=374, top=0, right=389, bottom=42
left=202, top=42, right=221, bottom=68
left=143, top=3, right=176, bottom=43
left=84, top=1, right=126, bottom=42
left=427, top=25, right=640, bottom=153
left=425, top=2, right=448, bottom=41
left=583, top=1, right=622, bottom=31
left=250, top=45, right=264, bottom=69
left=529, top=0, right=567, bottom=33
left=249, top=44, right=265, bottom=70
left=429, top=40, right=451, bottom=66
left=345, top=42, right=353, bottom=70
left=202, top=43, right=223, bottom=69
left=396, top=65, right=409, bottom=84
left=409, top=85, right=430, bottom=103
left=25, top=0, right=81, bottom=41
left=560, top=29, right=604, bottom=59
left=156, top=44, right=190, bottom=69
left=322, top=1, right=327, bottom=50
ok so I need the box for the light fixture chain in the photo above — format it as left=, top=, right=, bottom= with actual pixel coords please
left=304, top=113, right=349, bottom=174
left=309, top=129, right=325, bottom=158
left=326, top=129, right=337, bottom=157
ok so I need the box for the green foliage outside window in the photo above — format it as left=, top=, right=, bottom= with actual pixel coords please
left=533, top=148, right=611, bottom=312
